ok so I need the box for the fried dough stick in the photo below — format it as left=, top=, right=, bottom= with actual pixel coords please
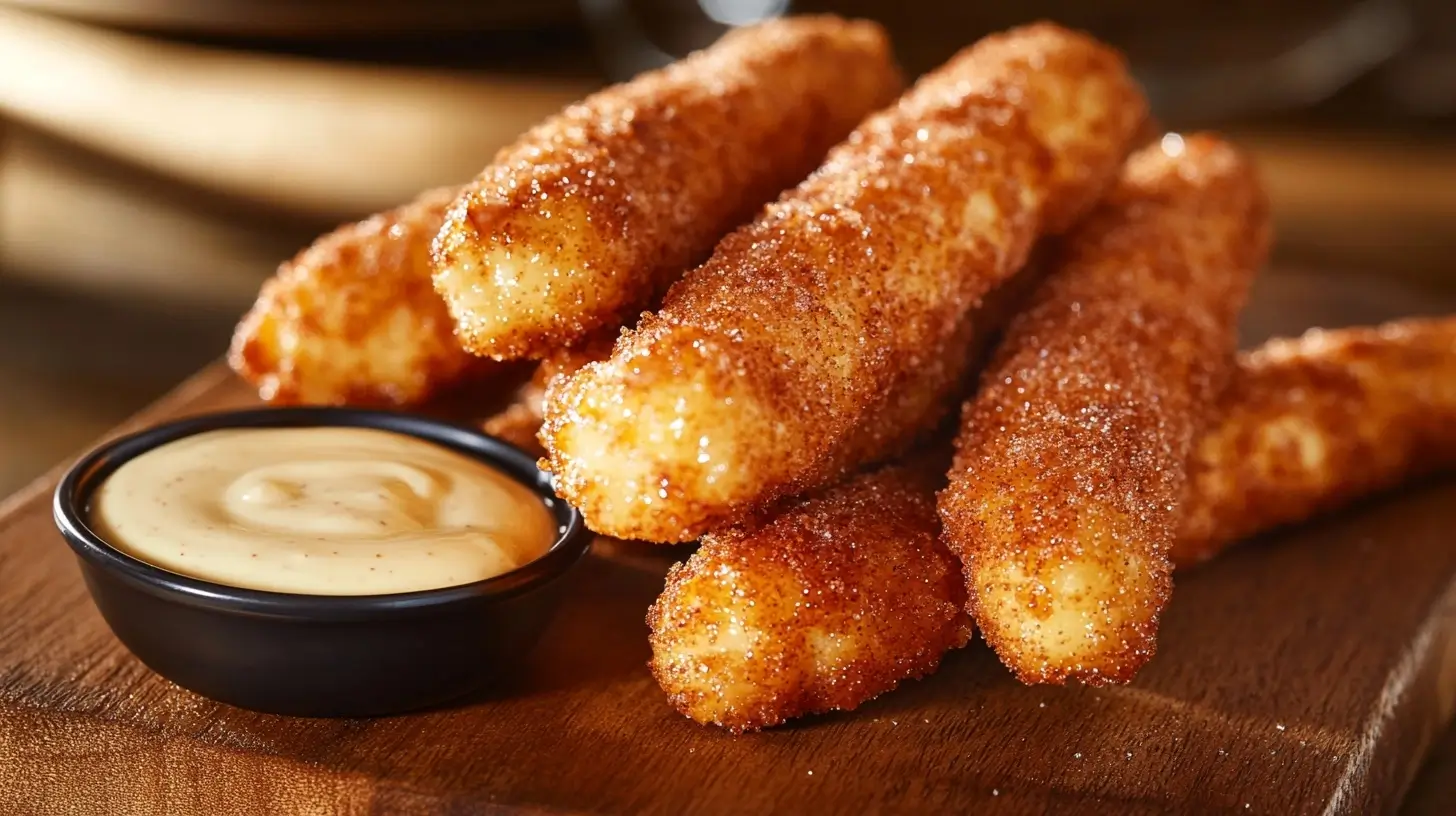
left=1177, top=315, right=1456, bottom=564
left=939, top=135, right=1270, bottom=685
left=651, top=316, right=1456, bottom=730
left=432, top=16, right=902, bottom=360
left=649, top=459, right=967, bottom=733
left=543, top=24, right=1148, bottom=543
left=644, top=253, right=1047, bottom=732
left=230, top=186, right=491, bottom=406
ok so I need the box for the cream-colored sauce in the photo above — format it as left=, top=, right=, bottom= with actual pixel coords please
left=90, top=427, right=557, bottom=595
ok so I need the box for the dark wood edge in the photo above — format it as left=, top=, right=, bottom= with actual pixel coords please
left=1345, top=579, right=1456, bottom=813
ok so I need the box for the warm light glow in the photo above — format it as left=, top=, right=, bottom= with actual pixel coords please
left=1161, top=132, right=1186, bottom=157
left=698, top=0, right=788, bottom=26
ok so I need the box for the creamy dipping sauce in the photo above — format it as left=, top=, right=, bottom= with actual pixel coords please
left=89, top=427, right=558, bottom=595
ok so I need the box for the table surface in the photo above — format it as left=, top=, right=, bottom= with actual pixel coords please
left=1, top=269, right=1455, bottom=814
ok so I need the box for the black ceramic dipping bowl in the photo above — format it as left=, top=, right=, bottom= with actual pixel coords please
left=53, top=407, right=590, bottom=718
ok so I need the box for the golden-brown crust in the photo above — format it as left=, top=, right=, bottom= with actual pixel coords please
left=647, top=460, right=970, bottom=733
left=1177, top=316, right=1456, bottom=564
left=642, top=250, right=1042, bottom=732
left=543, top=23, right=1147, bottom=543
left=939, top=134, right=1270, bottom=685
left=230, top=186, right=491, bottom=406
left=432, top=16, right=903, bottom=360
left=646, top=315, right=1455, bottom=726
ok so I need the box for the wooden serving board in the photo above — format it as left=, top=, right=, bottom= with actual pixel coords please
left=2, top=269, right=1455, bottom=815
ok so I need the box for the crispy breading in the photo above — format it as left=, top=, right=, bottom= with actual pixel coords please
left=939, top=135, right=1270, bottom=685
left=648, top=316, right=1454, bottom=729
left=542, top=23, right=1147, bottom=543
left=645, top=254, right=1044, bottom=732
left=230, top=187, right=490, bottom=406
left=647, top=459, right=969, bottom=733
left=432, top=16, right=902, bottom=360
left=1177, top=315, right=1456, bottom=564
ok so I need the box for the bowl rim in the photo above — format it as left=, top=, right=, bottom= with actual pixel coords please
left=53, top=406, right=591, bottom=622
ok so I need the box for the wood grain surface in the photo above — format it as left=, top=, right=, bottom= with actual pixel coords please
left=1, top=270, right=1454, bottom=815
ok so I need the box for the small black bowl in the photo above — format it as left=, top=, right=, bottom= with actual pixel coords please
left=53, top=407, right=590, bottom=718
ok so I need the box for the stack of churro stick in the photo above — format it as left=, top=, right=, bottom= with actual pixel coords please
left=649, top=313, right=1456, bottom=732
left=225, top=17, right=1456, bottom=733
left=541, top=23, right=1148, bottom=542
left=232, top=16, right=901, bottom=404
left=433, top=16, right=903, bottom=360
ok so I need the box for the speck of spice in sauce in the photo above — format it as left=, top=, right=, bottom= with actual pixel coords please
left=88, top=427, right=556, bottom=595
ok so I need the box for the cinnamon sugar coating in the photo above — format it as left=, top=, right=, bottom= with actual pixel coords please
left=230, top=186, right=492, bottom=406
left=1177, top=316, right=1456, bottom=564
left=542, top=23, right=1147, bottom=543
left=939, top=135, right=1270, bottom=685
left=432, top=16, right=901, bottom=360
left=646, top=315, right=1455, bottom=725
left=647, top=460, right=970, bottom=733
left=644, top=257, right=1039, bottom=731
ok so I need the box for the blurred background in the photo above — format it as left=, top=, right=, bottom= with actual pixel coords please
left=1, top=0, right=1455, bottom=495
left=0, top=1, right=1455, bottom=807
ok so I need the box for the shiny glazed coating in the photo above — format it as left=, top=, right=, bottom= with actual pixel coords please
left=1176, top=316, right=1456, bottom=564
left=543, top=23, right=1148, bottom=542
left=647, top=460, right=970, bottom=732
left=939, top=135, right=1270, bottom=685
left=432, top=16, right=902, bottom=360
left=230, top=187, right=490, bottom=406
